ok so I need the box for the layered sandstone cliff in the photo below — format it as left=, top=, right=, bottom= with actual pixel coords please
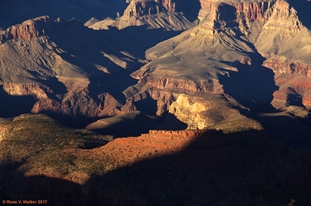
left=0, top=16, right=49, bottom=43
left=111, top=0, right=195, bottom=30
left=124, top=1, right=263, bottom=115
left=128, top=0, right=311, bottom=115
left=255, top=1, right=311, bottom=109
left=197, top=0, right=276, bottom=40
left=168, top=94, right=263, bottom=131
left=2, top=83, right=49, bottom=99
left=1, top=0, right=311, bottom=130
left=0, top=16, right=139, bottom=118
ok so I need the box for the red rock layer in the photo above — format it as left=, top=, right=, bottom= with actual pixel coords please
left=31, top=92, right=136, bottom=118
left=235, top=1, right=272, bottom=22
left=264, top=60, right=311, bottom=108
left=123, top=0, right=176, bottom=19
left=0, top=16, right=49, bottom=43
left=127, top=86, right=178, bottom=116
left=67, top=129, right=232, bottom=169
left=198, top=0, right=276, bottom=25
left=263, top=60, right=311, bottom=77
left=141, top=77, right=216, bottom=93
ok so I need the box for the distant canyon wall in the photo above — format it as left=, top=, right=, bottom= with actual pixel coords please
left=0, top=16, right=49, bottom=43
left=1, top=0, right=311, bottom=120
left=123, top=0, right=176, bottom=19
left=0, top=83, right=136, bottom=118
left=192, top=0, right=311, bottom=109
left=198, top=0, right=276, bottom=27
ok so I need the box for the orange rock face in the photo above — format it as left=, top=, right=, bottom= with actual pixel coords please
left=198, top=0, right=275, bottom=24
left=62, top=128, right=311, bottom=205
left=0, top=16, right=49, bottom=43
left=263, top=60, right=311, bottom=108
left=263, top=60, right=311, bottom=77
left=30, top=91, right=136, bottom=118
left=0, top=124, right=10, bottom=141
left=68, top=129, right=230, bottom=169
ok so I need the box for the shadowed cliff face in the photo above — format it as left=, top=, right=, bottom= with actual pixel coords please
left=91, top=130, right=311, bottom=206
left=0, top=0, right=128, bottom=30
left=0, top=86, right=36, bottom=118
left=0, top=163, right=84, bottom=206
left=218, top=62, right=278, bottom=112
left=1, top=128, right=310, bottom=205
left=0, top=16, right=183, bottom=120
left=1, top=1, right=310, bottom=118
left=0, top=0, right=311, bottom=147
left=121, top=0, right=200, bottom=18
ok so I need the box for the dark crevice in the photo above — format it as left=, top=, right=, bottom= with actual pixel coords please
left=218, top=61, right=278, bottom=113
left=0, top=86, right=37, bottom=118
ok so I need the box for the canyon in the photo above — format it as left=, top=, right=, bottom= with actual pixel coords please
left=0, top=0, right=311, bottom=205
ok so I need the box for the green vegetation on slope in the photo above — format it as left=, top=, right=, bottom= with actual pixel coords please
left=0, top=114, right=113, bottom=179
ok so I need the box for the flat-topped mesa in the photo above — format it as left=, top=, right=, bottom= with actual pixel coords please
left=198, top=0, right=276, bottom=22
left=138, top=129, right=233, bottom=151
left=116, top=0, right=195, bottom=30
left=146, top=129, right=220, bottom=138
left=0, top=16, right=49, bottom=43
left=144, top=77, right=217, bottom=94
left=123, top=0, right=176, bottom=19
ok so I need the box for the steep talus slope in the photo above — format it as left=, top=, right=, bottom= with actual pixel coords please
left=125, top=0, right=277, bottom=117
left=0, top=16, right=141, bottom=119
left=254, top=1, right=311, bottom=109
left=0, top=11, right=191, bottom=123
left=1, top=0, right=310, bottom=136
left=124, top=0, right=311, bottom=132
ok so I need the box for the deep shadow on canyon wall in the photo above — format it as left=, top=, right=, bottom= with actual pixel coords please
left=44, top=21, right=183, bottom=104
left=0, top=86, right=36, bottom=118
left=0, top=0, right=128, bottom=30
left=1, top=129, right=310, bottom=206
left=288, top=0, right=311, bottom=30
left=0, top=84, right=186, bottom=137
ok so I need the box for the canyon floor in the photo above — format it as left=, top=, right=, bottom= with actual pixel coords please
left=1, top=114, right=310, bottom=205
